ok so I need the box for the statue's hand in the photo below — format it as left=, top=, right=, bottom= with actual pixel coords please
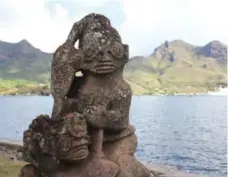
left=56, top=40, right=74, bottom=54
left=63, top=39, right=74, bottom=49
left=68, top=47, right=84, bottom=71
left=54, top=40, right=84, bottom=70
left=83, top=105, right=106, bottom=128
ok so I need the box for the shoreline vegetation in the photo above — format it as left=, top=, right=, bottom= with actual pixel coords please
left=0, top=40, right=226, bottom=96
left=0, top=140, right=208, bottom=177
left=0, top=82, right=50, bottom=96
left=0, top=82, right=214, bottom=96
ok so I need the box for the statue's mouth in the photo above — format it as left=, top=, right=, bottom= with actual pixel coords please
left=93, top=62, right=117, bottom=74
left=57, top=144, right=89, bottom=162
left=71, top=145, right=89, bottom=160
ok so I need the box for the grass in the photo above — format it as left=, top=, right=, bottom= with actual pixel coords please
left=0, top=156, right=26, bottom=177
left=0, top=79, right=49, bottom=95
left=0, top=79, right=36, bottom=89
left=122, top=42, right=227, bottom=94
left=0, top=78, right=218, bottom=95
left=0, top=39, right=227, bottom=95
left=125, top=79, right=147, bottom=95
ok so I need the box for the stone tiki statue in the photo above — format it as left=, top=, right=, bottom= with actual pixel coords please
left=19, top=13, right=151, bottom=177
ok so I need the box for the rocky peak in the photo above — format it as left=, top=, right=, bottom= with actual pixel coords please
left=18, top=39, right=29, bottom=44
left=15, top=39, right=36, bottom=53
left=152, top=40, right=175, bottom=62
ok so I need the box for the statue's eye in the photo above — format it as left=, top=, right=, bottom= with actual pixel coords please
left=83, top=42, right=98, bottom=61
left=83, top=32, right=99, bottom=60
left=84, top=45, right=96, bottom=57
left=110, top=41, right=124, bottom=59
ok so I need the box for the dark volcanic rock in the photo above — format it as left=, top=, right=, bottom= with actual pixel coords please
left=197, top=40, right=227, bottom=65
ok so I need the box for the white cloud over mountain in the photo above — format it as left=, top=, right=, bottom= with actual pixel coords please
left=0, top=0, right=227, bottom=56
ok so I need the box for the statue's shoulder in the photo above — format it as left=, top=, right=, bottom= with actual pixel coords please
left=119, top=78, right=132, bottom=91
left=113, top=78, right=132, bottom=98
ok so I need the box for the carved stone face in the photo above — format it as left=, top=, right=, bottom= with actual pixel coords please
left=51, top=113, right=89, bottom=162
left=22, top=114, right=89, bottom=166
left=81, top=34, right=129, bottom=75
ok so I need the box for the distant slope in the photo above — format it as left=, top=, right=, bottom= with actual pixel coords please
left=0, top=40, right=52, bottom=84
left=196, top=40, right=227, bottom=65
left=0, top=39, right=227, bottom=94
left=124, top=40, right=227, bottom=93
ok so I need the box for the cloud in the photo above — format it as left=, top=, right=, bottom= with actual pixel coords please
left=0, top=0, right=78, bottom=53
left=0, top=0, right=123, bottom=53
left=118, top=0, right=228, bottom=56
left=118, top=0, right=165, bottom=56
left=0, top=0, right=227, bottom=56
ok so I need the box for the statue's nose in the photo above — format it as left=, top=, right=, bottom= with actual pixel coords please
left=97, top=50, right=111, bottom=62
left=97, top=50, right=104, bottom=57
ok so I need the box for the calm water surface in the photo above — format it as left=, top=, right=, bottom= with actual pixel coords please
left=0, top=96, right=227, bottom=177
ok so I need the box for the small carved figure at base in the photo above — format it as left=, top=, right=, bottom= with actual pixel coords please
left=21, top=113, right=121, bottom=177
left=22, top=113, right=89, bottom=172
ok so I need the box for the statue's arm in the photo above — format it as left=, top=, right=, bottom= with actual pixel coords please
left=51, top=96, right=80, bottom=119
left=67, top=17, right=87, bottom=45
left=84, top=89, right=132, bottom=131
left=51, top=44, right=83, bottom=99
left=104, top=92, right=131, bottom=131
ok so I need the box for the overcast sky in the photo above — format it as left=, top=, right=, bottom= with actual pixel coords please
left=0, top=0, right=227, bottom=56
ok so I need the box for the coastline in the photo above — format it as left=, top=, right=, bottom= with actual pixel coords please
left=0, top=85, right=210, bottom=96
left=0, top=139, right=211, bottom=177
left=0, top=92, right=208, bottom=96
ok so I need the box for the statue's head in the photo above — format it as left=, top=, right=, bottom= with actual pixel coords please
left=69, top=13, right=129, bottom=75
left=81, top=31, right=129, bottom=75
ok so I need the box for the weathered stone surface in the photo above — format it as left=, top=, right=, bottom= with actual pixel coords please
left=20, top=13, right=149, bottom=177
left=22, top=114, right=89, bottom=168
left=0, top=140, right=211, bottom=177
left=19, top=164, right=41, bottom=177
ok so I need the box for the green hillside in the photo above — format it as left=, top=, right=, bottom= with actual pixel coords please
left=124, top=40, right=227, bottom=94
left=0, top=40, right=52, bottom=84
left=0, top=39, right=227, bottom=95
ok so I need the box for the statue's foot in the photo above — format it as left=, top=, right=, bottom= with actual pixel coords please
left=116, top=155, right=151, bottom=177
left=41, top=157, right=120, bottom=177
left=19, top=164, right=41, bottom=177
left=89, top=151, right=105, bottom=159
left=83, top=158, right=120, bottom=177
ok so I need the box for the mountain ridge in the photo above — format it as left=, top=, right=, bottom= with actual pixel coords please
left=0, top=39, right=52, bottom=84
left=0, top=39, right=227, bottom=94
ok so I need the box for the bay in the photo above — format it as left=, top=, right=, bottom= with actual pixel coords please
left=0, top=95, right=227, bottom=177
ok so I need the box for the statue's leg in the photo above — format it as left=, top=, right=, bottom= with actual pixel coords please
left=103, top=134, right=150, bottom=177
left=51, top=98, right=78, bottom=119
left=19, top=164, right=42, bottom=177
left=51, top=98, right=65, bottom=119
